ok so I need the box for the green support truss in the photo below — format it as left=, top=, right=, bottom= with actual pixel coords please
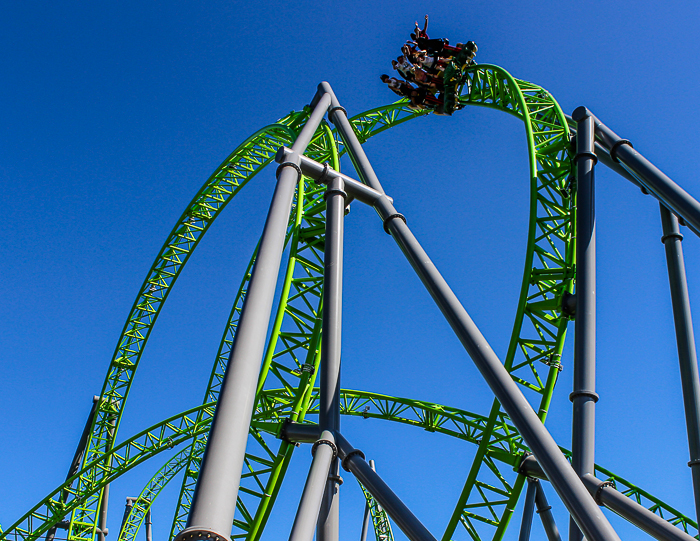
left=2, top=390, right=696, bottom=541
left=2, top=63, right=695, bottom=541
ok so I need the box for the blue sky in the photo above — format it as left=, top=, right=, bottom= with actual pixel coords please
left=2, top=1, right=700, bottom=540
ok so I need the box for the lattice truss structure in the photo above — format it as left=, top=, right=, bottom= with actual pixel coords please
left=3, top=64, right=700, bottom=541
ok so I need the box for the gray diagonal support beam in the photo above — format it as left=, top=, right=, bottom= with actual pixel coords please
left=316, top=82, right=385, bottom=195
left=359, top=460, right=376, bottom=541
left=660, top=203, right=700, bottom=524
left=174, top=89, right=333, bottom=541
left=580, top=474, right=696, bottom=541
left=518, top=479, right=538, bottom=541
left=288, top=432, right=337, bottom=541
left=534, top=481, right=562, bottom=541
left=335, top=433, right=437, bottom=541
left=373, top=197, right=618, bottom=541
left=46, top=396, right=100, bottom=541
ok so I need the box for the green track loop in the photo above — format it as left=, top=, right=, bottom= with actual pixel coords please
left=2, top=64, right=691, bottom=541
left=3, top=390, right=695, bottom=541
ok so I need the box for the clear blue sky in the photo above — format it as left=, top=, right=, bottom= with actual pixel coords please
left=2, top=1, right=700, bottom=539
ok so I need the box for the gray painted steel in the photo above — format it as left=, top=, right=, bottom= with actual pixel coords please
left=518, top=480, right=538, bottom=541
left=521, top=456, right=696, bottom=541
left=565, top=115, right=641, bottom=189
left=335, top=433, right=437, bottom=541
left=175, top=90, right=333, bottom=541
left=588, top=112, right=700, bottom=237
left=97, top=483, right=110, bottom=541
left=534, top=482, right=562, bottom=541
left=275, top=147, right=387, bottom=207
left=372, top=197, right=619, bottom=541
left=145, top=508, right=153, bottom=541
left=359, top=502, right=371, bottom=541
left=317, top=174, right=347, bottom=541
left=570, top=107, right=599, bottom=541
left=580, top=474, right=696, bottom=541
left=660, top=204, right=700, bottom=523
left=288, top=431, right=337, bottom=541
left=317, top=82, right=386, bottom=195
left=97, top=413, right=117, bottom=541
left=119, top=497, right=137, bottom=539
left=280, top=421, right=321, bottom=443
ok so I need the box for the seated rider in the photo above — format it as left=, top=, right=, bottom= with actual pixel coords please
left=401, top=44, right=445, bottom=75
left=380, top=74, right=415, bottom=98
left=412, top=67, right=443, bottom=91
left=406, top=86, right=449, bottom=115
left=409, top=15, right=453, bottom=57
left=392, top=56, right=415, bottom=82
left=409, top=16, right=474, bottom=60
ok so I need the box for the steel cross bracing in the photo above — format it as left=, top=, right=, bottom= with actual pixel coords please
left=2, top=389, right=696, bottom=541
left=117, top=447, right=197, bottom=541
left=3, top=64, right=695, bottom=541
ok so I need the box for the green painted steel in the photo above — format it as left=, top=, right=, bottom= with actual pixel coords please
left=359, top=481, right=395, bottom=541
left=2, top=63, right=691, bottom=541
left=117, top=446, right=198, bottom=541
left=3, top=390, right=695, bottom=541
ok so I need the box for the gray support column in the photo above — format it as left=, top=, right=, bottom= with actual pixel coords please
left=145, top=508, right=152, bottom=541
left=589, top=113, right=700, bottom=237
left=288, top=431, right=337, bottom=541
left=119, top=498, right=137, bottom=539
left=518, top=480, right=538, bottom=541
left=580, top=475, right=696, bottom=541
left=175, top=90, right=333, bottom=541
left=317, top=175, right=347, bottom=541
left=47, top=396, right=100, bottom=541
left=97, top=483, right=110, bottom=541
left=335, top=433, right=437, bottom=541
left=570, top=106, right=599, bottom=541
left=534, top=482, right=562, bottom=541
left=359, top=460, right=376, bottom=541
left=660, top=204, right=700, bottom=523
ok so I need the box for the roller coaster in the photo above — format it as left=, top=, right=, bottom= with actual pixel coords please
left=3, top=63, right=700, bottom=541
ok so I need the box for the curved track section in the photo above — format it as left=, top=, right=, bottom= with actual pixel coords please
left=1, top=64, right=690, bottom=541
left=2, top=390, right=694, bottom=541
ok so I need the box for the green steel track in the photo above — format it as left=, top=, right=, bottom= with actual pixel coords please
left=1, top=64, right=694, bottom=541
left=1, top=390, right=696, bottom=541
